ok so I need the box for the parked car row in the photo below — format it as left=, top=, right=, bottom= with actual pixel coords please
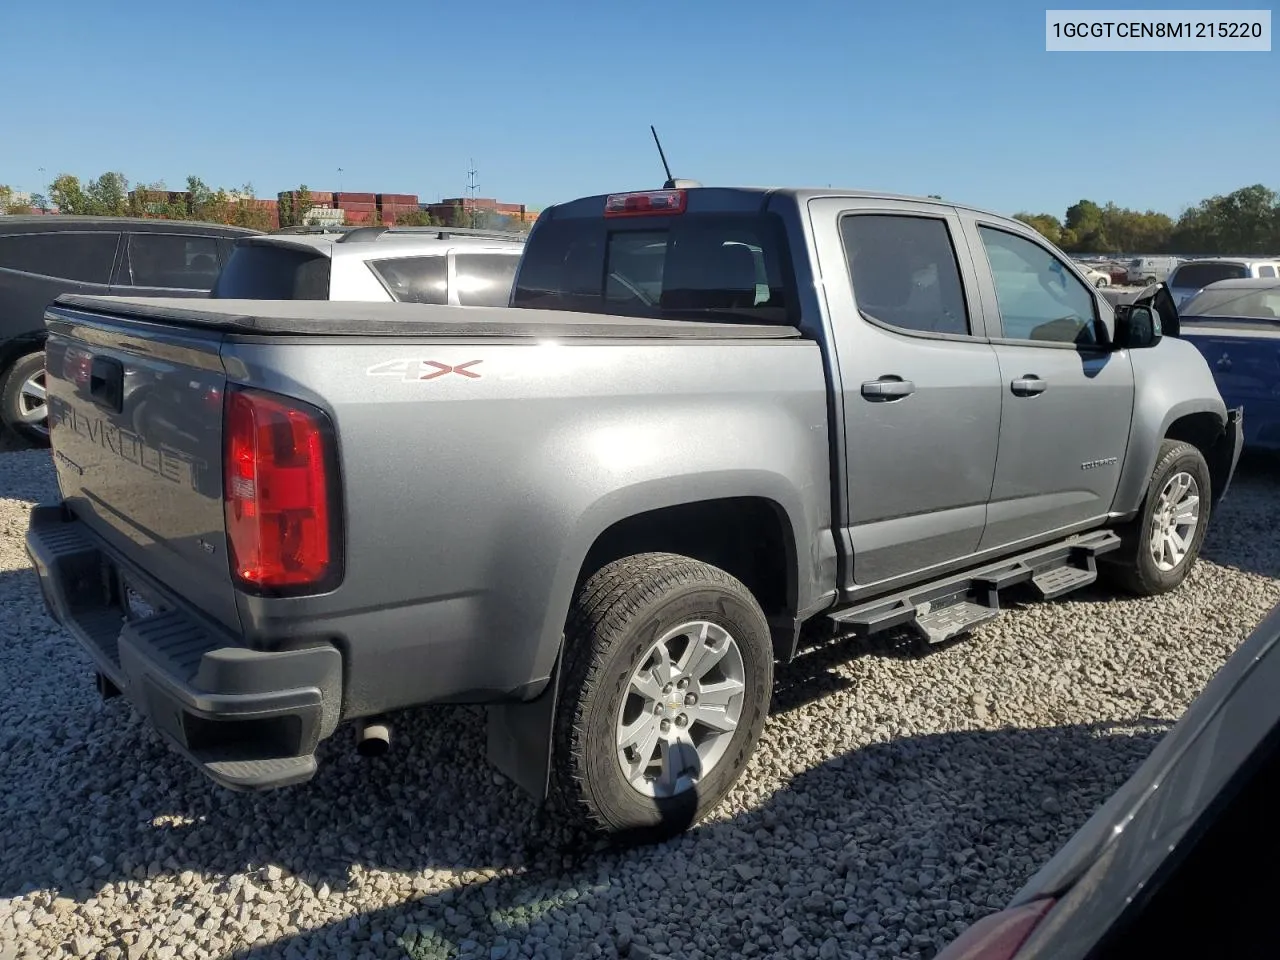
left=0, top=216, right=259, bottom=441
left=0, top=217, right=527, bottom=441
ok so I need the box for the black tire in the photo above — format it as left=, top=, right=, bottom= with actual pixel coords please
left=0, top=351, right=49, bottom=445
left=1101, top=440, right=1211, bottom=596
left=552, top=552, right=773, bottom=842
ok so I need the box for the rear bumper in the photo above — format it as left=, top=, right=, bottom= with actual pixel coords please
left=24, top=503, right=342, bottom=791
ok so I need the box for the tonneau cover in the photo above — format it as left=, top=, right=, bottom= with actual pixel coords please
left=52, top=295, right=803, bottom=340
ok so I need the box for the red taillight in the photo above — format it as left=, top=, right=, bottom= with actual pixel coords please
left=934, top=898, right=1056, bottom=960
left=604, top=189, right=687, bottom=217
left=223, top=387, right=341, bottom=593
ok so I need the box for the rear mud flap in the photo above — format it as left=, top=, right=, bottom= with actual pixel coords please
left=485, top=651, right=562, bottom=801
left=1212, top=406, right=1245, bottom=504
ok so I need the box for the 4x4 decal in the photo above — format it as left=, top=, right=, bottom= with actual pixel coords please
left=365, top=359, right=483, bottom=381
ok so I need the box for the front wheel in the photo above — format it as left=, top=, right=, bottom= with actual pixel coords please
left=553, top=552, right=773, bottom=842
left=1101, top=440, right=1211, bottom=596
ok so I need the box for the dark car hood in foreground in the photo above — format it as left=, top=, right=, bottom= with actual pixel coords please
left=1006, top=600, right=1280, bottom=958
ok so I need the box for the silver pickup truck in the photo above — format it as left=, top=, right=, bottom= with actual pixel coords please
left=25, top=185, right=1243, bottom=841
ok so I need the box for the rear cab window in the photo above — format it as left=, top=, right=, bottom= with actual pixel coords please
left=0, top=231, right=121, bottom=283
left=212, top=241, right=331, bottom=299
left=513, top=199, right=795, bottom=325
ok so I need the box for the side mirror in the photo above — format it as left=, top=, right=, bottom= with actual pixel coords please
left=1114, top=304, right=1163, bottom=349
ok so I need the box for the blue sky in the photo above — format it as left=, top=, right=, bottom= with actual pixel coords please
left=2, top=1, right=1275, bottom=218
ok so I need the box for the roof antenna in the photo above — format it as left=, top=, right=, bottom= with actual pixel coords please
left=650, top=125, right=701, bottom=190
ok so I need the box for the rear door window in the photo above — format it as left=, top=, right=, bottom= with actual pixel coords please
left=124, top=233, right=223, bottom=290
left=211, top=243, right=331, bottom=299
left=513, top=213, right=794, bottom=323
left=367, top=255, right=448, bottom=304
left=1258, top=265, right=1277, bottom=278
left=0, top=231, right=120, bottom=283
left=453, top=252, right=520, bottom=306
left=839, top=214, right=971, bottom=336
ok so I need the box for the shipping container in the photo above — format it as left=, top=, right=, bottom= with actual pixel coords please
left=377, top=193, right=418, bottom=205
left=336, top=192, right=376, bottom=203
left=341, top=202, right=377, bottom=212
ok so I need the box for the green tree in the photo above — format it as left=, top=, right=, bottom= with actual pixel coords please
left=49, top=174, right=90, bottom=214
left=86, top=171, right=129, bottom=216
left=1013, top=212, right=1064, bottom=246
left=1169, top=184, right=1279, bottom=254
left=185, top=176, right=215, bottom=220
left=1064, top=199, right=1108, bottom=252
left=388, top=209, right=437, bottom=227
left=279, top=184, right=315, bottom=227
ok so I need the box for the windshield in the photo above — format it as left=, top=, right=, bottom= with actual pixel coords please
left=1180, top=284, right=1280, bottom=320
left=512, top=212, right=795, bottom=324
left=1170, top=262, right=1249, bottom=290
left=212, top=242, right=331, bottom=299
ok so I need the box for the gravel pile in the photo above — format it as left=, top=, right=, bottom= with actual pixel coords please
left=1, top=447, right=1278, bottom=960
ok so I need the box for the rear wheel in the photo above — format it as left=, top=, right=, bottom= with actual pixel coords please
left=1101, top=440, right=1210, bottom=596
left=553, top=552, right=773, bottom=842
left=0, top=351, right=50, bottom=445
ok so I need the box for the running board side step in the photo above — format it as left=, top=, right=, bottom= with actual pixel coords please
left=828, top=530, right=1122, bottom=645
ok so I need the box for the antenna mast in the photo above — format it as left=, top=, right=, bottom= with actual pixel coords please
left=465, top=159, right=479, bottom=228
left=650, top=125, right=674, bottom=186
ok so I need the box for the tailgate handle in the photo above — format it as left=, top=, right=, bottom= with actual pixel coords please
left=89, top=357, right=125, bottom=413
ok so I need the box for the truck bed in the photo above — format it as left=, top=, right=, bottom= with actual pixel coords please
left=54, top=295, right=803, bottom=340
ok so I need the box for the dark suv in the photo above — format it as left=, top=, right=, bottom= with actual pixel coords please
left=0, top=216, right=261, bottom=442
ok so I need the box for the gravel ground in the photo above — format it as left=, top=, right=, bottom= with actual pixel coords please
left=1, top=448, right=1278, bottom=960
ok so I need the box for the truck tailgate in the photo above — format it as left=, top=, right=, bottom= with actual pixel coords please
left=43, top=303, right=239, bottom=632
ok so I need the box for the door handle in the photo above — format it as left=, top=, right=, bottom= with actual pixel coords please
left=861, top=377, right=916, bottom=400
left=1010, top=375, right=1047, bottom=397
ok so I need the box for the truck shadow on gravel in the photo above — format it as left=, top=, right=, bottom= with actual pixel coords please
left=0, top=556, right=1169, bottom=958
left=219, top=719, right=1168, bottom=960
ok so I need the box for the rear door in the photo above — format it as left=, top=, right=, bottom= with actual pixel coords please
left=807, top=198, right=1002, bottom=587
left=962, top=217, right=1134, bottom=551
left=112, top=232, right=224, bottom=297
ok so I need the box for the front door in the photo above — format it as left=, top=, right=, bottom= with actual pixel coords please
left=808, top=199, right=1003, bottom=588
left=962, top=218, right=1135, bottom=551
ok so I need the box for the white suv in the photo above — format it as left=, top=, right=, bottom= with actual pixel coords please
left=211, top=226, right=525, bottom=306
